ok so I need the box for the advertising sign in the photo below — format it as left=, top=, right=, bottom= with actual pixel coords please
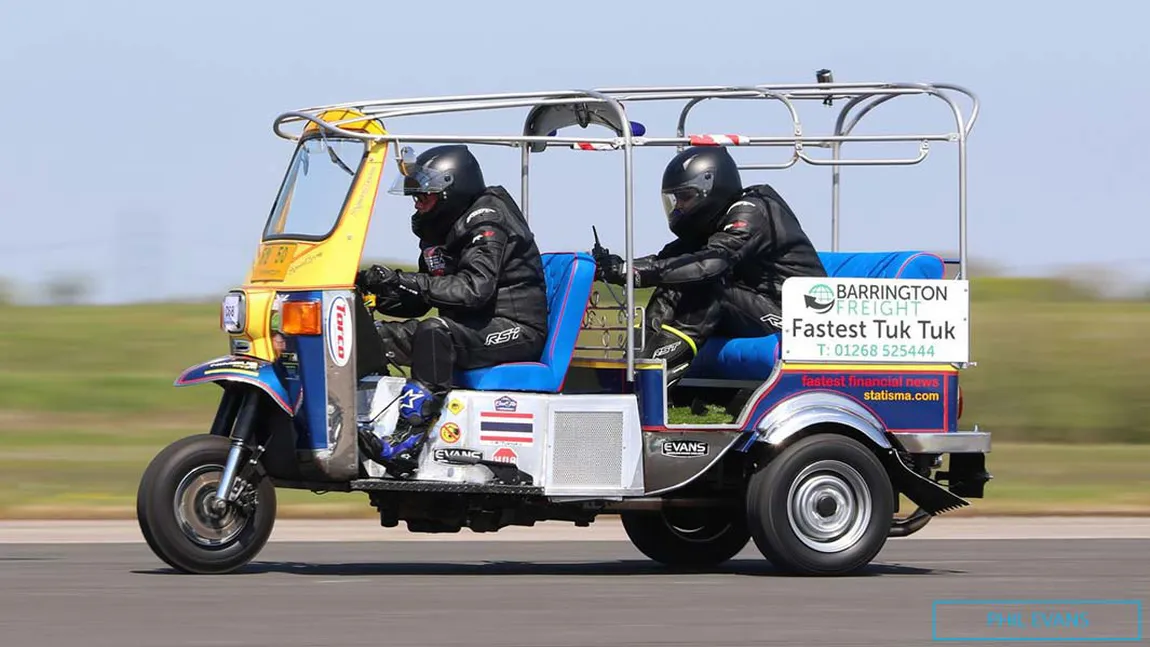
left=780, top=277, right=969, bottom=363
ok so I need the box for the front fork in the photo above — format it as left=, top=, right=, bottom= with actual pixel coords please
left=210, top=387, right=268, bottom=507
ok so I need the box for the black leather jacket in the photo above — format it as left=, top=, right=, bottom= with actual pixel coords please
left=375, top=186, right=549, bottom=335
left=637, top=184, right=827, bottom=301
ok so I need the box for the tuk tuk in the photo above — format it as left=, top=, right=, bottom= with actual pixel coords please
left=136, top=73, right=992, bottom=576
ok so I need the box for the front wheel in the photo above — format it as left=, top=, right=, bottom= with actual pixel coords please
left=136, top=434, right=276, bottom=574
left=746, top=433, right=893, bottom=576
left=621, top=504, right=750, bottom=568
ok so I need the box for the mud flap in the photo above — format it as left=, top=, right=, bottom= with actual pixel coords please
left=880, top=448, right=969, bottom=515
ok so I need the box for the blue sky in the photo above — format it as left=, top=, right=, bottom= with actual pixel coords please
left=1, top=0, right=1147, bottom=304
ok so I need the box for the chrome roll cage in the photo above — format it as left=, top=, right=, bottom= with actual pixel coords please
left=272, top=75, right=979, bottom=381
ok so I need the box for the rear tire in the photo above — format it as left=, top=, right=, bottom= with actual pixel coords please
left=136, top=434, right=276, bottom=574
left=746, top=433, right=893, bottom=576
left=621, top=505, right=750, bottom=568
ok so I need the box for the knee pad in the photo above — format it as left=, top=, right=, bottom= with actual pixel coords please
left=396, top=379, right=444, bottom=426
left=415, top=316, right=452, bottom=337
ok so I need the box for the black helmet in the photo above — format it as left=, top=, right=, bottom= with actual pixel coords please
left=389, top=144, right=486, bottom=238
left=660, top=146, right=743, bottom=238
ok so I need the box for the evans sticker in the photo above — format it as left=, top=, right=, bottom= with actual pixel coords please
left=661, top=440, right=709, bottom=458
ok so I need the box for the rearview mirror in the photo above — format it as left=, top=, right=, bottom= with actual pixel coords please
left=397, top=145, right=418, bottom=176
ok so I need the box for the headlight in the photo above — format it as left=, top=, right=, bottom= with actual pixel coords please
left=221, top=291, right=246, bottom=334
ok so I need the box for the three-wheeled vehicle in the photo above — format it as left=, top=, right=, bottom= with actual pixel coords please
left=136, top=73, right=992, bottom=575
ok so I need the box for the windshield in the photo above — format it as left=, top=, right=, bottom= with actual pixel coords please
left=262, top=136, right=365, bottom=240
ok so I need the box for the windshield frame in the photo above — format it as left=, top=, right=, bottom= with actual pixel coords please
left=260, top=133, right=369, bottom=243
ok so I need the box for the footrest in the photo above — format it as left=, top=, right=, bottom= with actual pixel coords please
left=349, top=479, right=544, bottom=496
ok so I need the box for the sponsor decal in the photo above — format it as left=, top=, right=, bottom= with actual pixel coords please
left=661, top=440, right=709, bottom=458
left=493, top=396, right=517, bottom=412
left=422, top=246, right=450, bottom=276
left=759, top=313, right=783, bottom=328
left=471, top=230, right=497, bottom=244
left=447, top=398, right=465, bottom=415
left=492, top=447, right=518, bottom=464
left=439, top=422, right=461, bottom=444
left=479, top=410, right=534, bottom=446
left=484, top=326, right=521, bottom=346
left=465, top=207, right=496, bottom=223
left=433, top=448, right=481, bottom=463
left=781, top=277, right=970, bottom=364
left=206, top=358, right=260, bottom=372
left=651, top=341, right=681, bottom=358
left=804, top=283, right=836, bottom=314
left=326, top=295, right=352, bottom=367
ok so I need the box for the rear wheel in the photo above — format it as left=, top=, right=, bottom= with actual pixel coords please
left=746, top=433, right=893, bottom=575
left=136, top=434, right=276, bottom=574
left=621, top=505, right=750, bottom=567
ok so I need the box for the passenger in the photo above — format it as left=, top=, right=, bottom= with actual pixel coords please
left=595, top=146, right=826, bottom=386
left=355, top=145, right=549, bottom=476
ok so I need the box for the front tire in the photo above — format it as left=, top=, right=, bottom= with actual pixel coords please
left=136, top=434, right=276, bottom=574
left=621, top=505, right=750, bottom=568
left=746, top=433, right=893, bottom=576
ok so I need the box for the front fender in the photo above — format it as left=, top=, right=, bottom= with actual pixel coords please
left=753, top=391, right=893, bottom=451
left=175, top=355, right=294, bottom=416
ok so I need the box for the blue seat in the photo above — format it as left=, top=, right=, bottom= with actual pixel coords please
left=454, top=251, right=596, bottom=393
left=684, top=251, right=946, bottom=381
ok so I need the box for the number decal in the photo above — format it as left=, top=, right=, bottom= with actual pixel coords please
left=252, top=243, right=298, bottom=281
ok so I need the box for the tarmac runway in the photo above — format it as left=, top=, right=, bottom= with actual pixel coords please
left=0, top=518, right=1146, bottom=647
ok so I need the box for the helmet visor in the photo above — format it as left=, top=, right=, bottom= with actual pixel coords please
left=389, top=163, right=455, bottom=196
left=661, top=170, right=714, bottom=217
left=661, top=188, right=705, bottom=218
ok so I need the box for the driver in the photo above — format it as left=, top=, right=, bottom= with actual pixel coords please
left=596, top=146, right=826, bottom=386
left=355, top=144, right=549, bottom=477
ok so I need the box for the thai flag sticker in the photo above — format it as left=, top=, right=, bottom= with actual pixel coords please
left=478, top=411, right=534, bottom=446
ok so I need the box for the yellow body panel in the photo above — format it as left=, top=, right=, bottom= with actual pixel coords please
left=227, top=109, right=390, bottom=360
left=243, top=141, right=389, bottom=290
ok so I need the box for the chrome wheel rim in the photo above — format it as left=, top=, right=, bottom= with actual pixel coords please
left=173, top=464, right=250, bottom=548
left=786, top=460, right=871, bottom=553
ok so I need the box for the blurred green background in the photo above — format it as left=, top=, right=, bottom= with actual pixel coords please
left=1, top=271, right=1148, bottom=519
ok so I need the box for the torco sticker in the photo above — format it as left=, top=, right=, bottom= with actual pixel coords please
left=439, top=422, right=461, bottom=444
left=492, top=447, right=518, bottom=464
left=661, top=440, right=709, bottom=458
left=326, top=295, right=352, bottom=368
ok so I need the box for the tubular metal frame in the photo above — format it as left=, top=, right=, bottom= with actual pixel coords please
left=272, top=81, right=978, bottom=381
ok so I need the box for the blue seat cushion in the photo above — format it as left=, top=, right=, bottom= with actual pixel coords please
left=684, top=251, right=946, bottom=381
left=454, top=251, right=596, bottom=392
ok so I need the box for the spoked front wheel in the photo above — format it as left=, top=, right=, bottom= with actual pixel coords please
left=136, top=434, right=276, bottom=574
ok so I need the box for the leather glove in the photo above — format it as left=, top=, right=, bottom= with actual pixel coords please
left=598, top=254, right=658, bottom=288
left=356, top=264, right=420, bottom=299
left=596, top=253, right=627, bottom=285
left=630, top=256, right=658, bottom=288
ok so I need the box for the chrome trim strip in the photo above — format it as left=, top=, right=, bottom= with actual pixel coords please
left=894, top=431, right=991, bottom=454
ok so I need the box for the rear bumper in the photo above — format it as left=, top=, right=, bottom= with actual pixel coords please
left=893, top=431, right=990, bottom=454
